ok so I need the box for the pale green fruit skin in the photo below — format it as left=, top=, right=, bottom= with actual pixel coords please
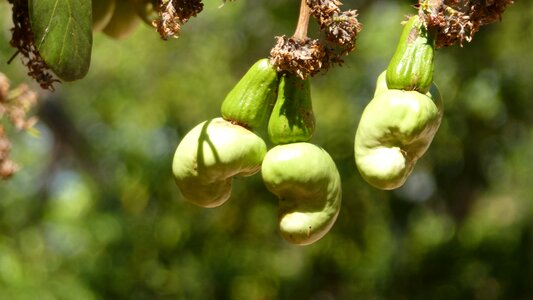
left=92, top=0, right=116, bottom=32
left=103, top=0, right=140, bottom=39
left=262, top=143, right=341, bottom=245
left=376, top=70, right=443, bottom=111
left=173, top=118, right=267, bottom=208
left=373, top=70, right=388, bottom=98
left=221, top=58, right=279, bottom=129
left=354, top=88, right=442, bottom=190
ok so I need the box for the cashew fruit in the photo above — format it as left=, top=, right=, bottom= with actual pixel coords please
left=131, top=0, right=158, bottom=26
left=92, top=0, right=116, bottom=32
left=386, top=15, right=436, bottom=93
left=268, top=75, right=315, bottom=145
left=172, top=118, right=267, bottom=208
left=354, top=86, right=442, bottom=190
left=103, top=0, right=141, bottom=39
left=374, top=70, right=388, bottom=97
left=221, top=59, right=279, bottom=129
left=262, top=142, right=341, bottom=245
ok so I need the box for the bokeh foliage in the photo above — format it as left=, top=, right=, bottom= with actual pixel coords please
left=0, top=0, right=532, bottom=299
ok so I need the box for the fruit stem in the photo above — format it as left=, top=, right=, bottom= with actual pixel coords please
left=293, top=0, right=310, bottom=41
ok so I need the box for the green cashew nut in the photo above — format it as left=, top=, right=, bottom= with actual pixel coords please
left=221, top=58, right=279, bottom=129
left=173, top=118, right=267, bottom=208
left=268, top=75, right=315, bottom=145
left=262, top=143, right=341, bottom=245
left=354, top=86, right=443, bottom=190
left=386, top=15, right=436, bottom=94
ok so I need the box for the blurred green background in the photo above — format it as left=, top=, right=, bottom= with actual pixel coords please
left=0, top=0, right=532, bottom=299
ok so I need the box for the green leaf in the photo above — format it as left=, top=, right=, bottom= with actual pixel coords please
left=29, top=0, right=92, bottom=81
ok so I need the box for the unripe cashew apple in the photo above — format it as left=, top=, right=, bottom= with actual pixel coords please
left=173, top=118, right=267, bottom=208
left=92, top=0, right=116, bottom=32
left=373, top=70, right=388, bottom=97
left=262, top=143, right=342, bottom=245
left=103, top=0, right=141, bottom=39
left=354, top=81, right=443, bottom=190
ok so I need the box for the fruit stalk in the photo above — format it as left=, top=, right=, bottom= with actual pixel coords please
left=293, top=0, right=310, bottom=41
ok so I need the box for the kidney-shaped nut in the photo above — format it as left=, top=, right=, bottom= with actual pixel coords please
left=173, top=118, right=267, bottom=208
left=261, top=143, right=341, bottom=245
left=354, top=88, right=442, bottom=190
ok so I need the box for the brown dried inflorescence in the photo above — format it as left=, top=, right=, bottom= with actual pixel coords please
left=324, top=10, right=361, bottom=55
left=419, top=0, right=514, bottom=48
left=0, top=73, right=38, bottom=180
left=8, top=0, right=59, bottom=91
left=271, top=0, right=361, bottom=79
left=307, top=0, right=361, bottom=52
left=270, top=36, right=329, bottom=79
left=154, top=0, right=204, bottom=40
left=307, top=0, right=342, bottom=26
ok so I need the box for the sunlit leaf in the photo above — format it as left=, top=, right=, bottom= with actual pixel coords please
left=29, top=0, right=92, bottom=81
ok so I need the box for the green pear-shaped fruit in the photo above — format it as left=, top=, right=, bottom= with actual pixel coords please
left=354, top=88, right=442, bottom=190
left=173, top=118, right=267, bottom=207
left=262, top=142, right=341, bottom=245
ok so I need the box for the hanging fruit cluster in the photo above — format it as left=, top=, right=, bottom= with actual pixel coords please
left=2, top=0, right=515, bottom=235
left=172, top=58, right=341, bottom=245
left=171, top=0, right=362, bottom=245
left=171, top=0, right=514, bottom=245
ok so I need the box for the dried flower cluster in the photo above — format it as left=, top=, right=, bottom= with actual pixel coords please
left=153, top=0, right=204, bottom=40
left=270, top=36, right=329, bottom=79
left=270, top=0, right=361, bottom=79
left=8, top=0, right=59, bottom=91
left=0, top=73, right=38, bottom=180
left=307, top=0, right=342, bottom=25
left=307, top=0, right=361, bottom=54
left=419, top=0, right=514, bottom=48
left=324, top=10, right=361, bottom=55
